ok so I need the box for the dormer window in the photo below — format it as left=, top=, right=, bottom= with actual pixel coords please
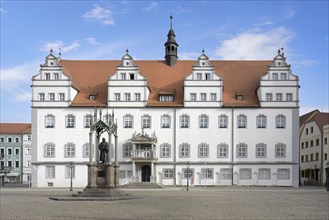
left=236, top=93, right=244, bottom=100
left=272, top=73, right=278, bottom=80
left=45, top=73, right=50, bottom=80
left=196, top=73, right=202, bottom=80
left=205, top=73, right=211, bottom=80
left=89, top=95, right=96, bottom=100
left=159, top=95, right=174, bottom=102
left=121, top=73, right=126, bottom=80
left=129, top=73, right=135, bottom=80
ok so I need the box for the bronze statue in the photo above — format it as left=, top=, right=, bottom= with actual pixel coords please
left=98, top=138, right=108, bottom=163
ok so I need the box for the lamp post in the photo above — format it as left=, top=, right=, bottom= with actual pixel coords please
left=314, top=164, right=317, bottom=182
left=186, top=162, right=190, bottom=191
left=69, top=162, right=73, bottom=191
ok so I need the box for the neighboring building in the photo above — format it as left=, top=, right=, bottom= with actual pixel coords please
left=299, top=110, right=329, bottom=185
left=0, top=123, right=32, bottom=183
left=323, top=124, right=329, bottom=185
left=31, top=17, right=300, bottom=188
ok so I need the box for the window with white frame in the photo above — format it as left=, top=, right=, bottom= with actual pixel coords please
left=256, top=115, right=267, bottom=128
left=161, top=115, right=170, bottom=128
left=239, top=168, right=252, bottom=180
left=220, top=168, right=232, bottom=180
left=39, top=93, right=45, bottom=101
left=160, top=143, right=171, bottom=158
left=200, top=93, right=207, bottom=101
left=123, top=143, right=132, bottom=158
left=199, top=114, right=208, bottom=128
left=272, top=73, right=278, bottom=80
left=275, top=143, right=286, bottom=158
left=237, top=143, right=247, bottom=158
left=178, top=168, right=191, bottom=181
left=258, top=168, right=271, bottom=179
left=237, top=114, right=247, bottom=128
left=83, top=143, right=89, bottom=158
left=276, top=115, right=286, bottom=128
left=65, top=143, right=75, bottom=158
left=49, top=93, right=55, bottom=101
left=45, top=73, right=51, bottom=80
left=218, top=114, right=228, bottom=128
left=163, top=169, right=174, bottom=178
left=286, top=93, right=293, bottom=101
left=276, top=93, right=283, bottom=101
left=44, top=143, right=55, bottom=157
left=45, top=114, right=55, bottom=128
left=205, top=73, right=211, bottom=80
left=53, top=73, right=59, bottom=80
left=45, top=166, right=55, bottom=179
left=198, top=143, right=209, bottom=158
left=124, top=93, right=131, bottom=101
left=179, top=143, right=190, bottom=158
left=277, top=168, right=290, bottom=179
left=123, top=115, right=133, bottom=128
left=65, top=114, right=75, bottom=128
left=120, top=170, right=126, bottom=179
left=127, top=170, right=133, bottom=178
left=141, top=115, right=151, bottom=128
left=121, top=72, right=126, bottom=80
left=210, top=93, right=217, bottom=101
left=217, top=143, right=228, bottom=158
left=196, top=73, right=202, bottom=80
left=59, top=93, right=65, bottom=101
left=135, top=93, right=141, bottom=101
left=280, top=73, right=287, bottom=80
left=159, top=95, right=174, bottom=102
left=256, top=143, right=267, bottom=158
left=65, top=165, right=75, bottom=179
left=190, top=93, right=196, bottom=101
left=84, top=114, right=93, bottom=128
left=201, top=168, right=213, bottom=179
left=15, top=137, right=20, bottom=143
left=180, top=114, right=189, bottom=128
left=114, top=93, right=121, bottom=101
left=266, top=93, right=272, bottom=101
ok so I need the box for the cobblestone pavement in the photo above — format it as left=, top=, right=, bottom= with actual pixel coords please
left=1, top=186, right=328, bottom=220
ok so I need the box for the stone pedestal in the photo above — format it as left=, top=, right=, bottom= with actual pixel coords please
left=86, top=163, right=119, bottom=189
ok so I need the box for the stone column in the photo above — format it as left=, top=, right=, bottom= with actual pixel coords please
left=95, top=134, right=100, bottom=163
left=115, top=135, right=118, bottom=166
left=132, top=161, right=136, bottom=182
left=151, top=162, right=155, bottom=182
left=89, top=132, right=93, bottom=163
left=107, top=133, right=112, bottom=164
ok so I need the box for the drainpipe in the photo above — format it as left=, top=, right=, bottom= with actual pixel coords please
left=320, top=131, right=323, bottom=185
left=20, top=133, right=23, bottom=183
left=174, top=107, right=177, bottom=186
left=231, top=106, right=234, bottom=185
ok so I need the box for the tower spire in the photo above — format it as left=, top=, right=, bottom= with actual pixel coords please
left=164, top=15, right=179, bottom=66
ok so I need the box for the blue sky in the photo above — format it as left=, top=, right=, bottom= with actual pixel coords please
left=1, top=1, right=328, bottom=123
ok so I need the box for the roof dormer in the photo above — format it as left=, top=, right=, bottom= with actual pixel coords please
left=41, top=49, right=61, bottom=67
left=196, top=49, right=212, bottom=67
left=119, top=49, right=137, bottom=67
left=272, top=48, right=290, bottom=67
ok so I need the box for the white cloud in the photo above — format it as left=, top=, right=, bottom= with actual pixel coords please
left=87, top=37, right=98, bottom=45
left=143, top=2, right=159, bottom=12
left=172, top=6, right=192, bottom=14
left=215, top=27, right=295, bottom=60
left=0, top=8, right=8, bottom=13
left=14, top=92, right=32, bottom=102
left=290, top=59, right=319, bottom=68
left=82, top=4, right=114, bottom=25
left=40, top=41, right=80, bottom=53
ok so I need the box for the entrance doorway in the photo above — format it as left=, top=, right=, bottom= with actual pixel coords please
left=142, top=165, right=151, bottom=182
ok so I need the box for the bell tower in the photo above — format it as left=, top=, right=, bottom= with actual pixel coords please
left=164, top=15, right=178, bottom=66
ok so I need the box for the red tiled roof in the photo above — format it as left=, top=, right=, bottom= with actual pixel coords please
left=299, top=110, right=329, bottom=133
left=59, top=59, right=272, bottom=107
left=0, top=123, right=31, bottom=134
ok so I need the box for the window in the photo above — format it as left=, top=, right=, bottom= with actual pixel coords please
left=277, top=169, right=290, bottom=180
left=286, top=93, right=293, bottom=101
left=310, top=154, right=314, bottom=161
left=114, top=93, right=121, bottom=101
left=65, top=165, right=75, bottom=179
left=280, top=73, right=287, bottom=80
left=59, top=93, right=65, bottom=101
left=182, top=168, right=194, bottom=179
left=310, top=140, right=314, bottom=147
left=180, top=114, right=189, bottom=128
left=49, top=93, right=55, bottom=101
left=196, top=73, right=202, bottom=80
left=325, top=138, right=328, bottom=145
left=306, top=155, right=308, bottom=162
left=210, top=93, right=217, bottom=101
left=129, top=73, right=135, bottom=80
left=120, top=171, right=126, bottom=179
left=160, top=143, right=171, bottom=158
left=198, top=143, right=209, bottom=158
left=8, top=137, right=12, bottom=143
left=135, top=93, right=141, bottom=101
left=15, top=148, right=19, bottom=155
left=27, top=148, right=31, bottom=155
left=163, top=169, right=174, bottom=178
left=217, top=143, right=228, bottom=158
left=237, top=143, right=247, bottom=158
left=123, top=115, right=133, bottom=128
left=275, top=143, right=286, bottom=158
left=159, top=95, right=174, bottom=102
left=124, top=93, right=131, bottom=101
left=256, top=115, right=267, bottom=128
left=45, top=115, right=55, bottom=128
left=205, top=73, right=211, bottom=80
left=161, top=115, right=170, bottom=128
left=190, top=93, right=196, bottom=101
left=0, top=138, right=4, bottom=143
left=256, top=143, right=267, bottom=158
left=306, top=128, right=309, bottom=135
left=272, top=73, right=278, bottom=80
left=266, top=93, right=272, bottom=101
left=84, top=114, right=93, bottom=128
left=83, top=143, right=89, bottom=158
left=45, top=73, right=51, bottom=80
left=141, top=115, right=151, bottom=128
left=325, top=153, right=327, bottom=160
left=8, top=148, right=12, bottom=155
left=258, top=168, right=271, bottom=179
left=39, top=93, right=45, bottom=101
left=237, top=114, right=247, bottom=128
left=179, top=143, right=190, bottom=158
left=123, top=143, right=132, bottom=158
left=65, top=143, right=75, bottom=158
left=311, top=127, right=314, bottom=133
left=199, top=114, right=208, bottom=128
left=220, top=168, right=232, bottom=180
left=53, top=73, right=59, bottom=80
left=239, top=168, right=252, bottom=180
left=8, top=161, right=12, bottom=167
left=316, top=153, right=319, bottom=161
left=201, top=168, right=213, bottom=179
left=15, top=161, right=19, bottom=168
left=200, top=93, right=207, bottom=101
left=66, top=114, right=75, bottom=128
left=121, top=73, right=126, bottom=80
left=218, top=115, right=228, bottom=128
left=276, top=93, right=283, bottom=101
left=276, top=115, right=286, bottom=128
left=15, top=137, right=20, bottom=143
left=44, top=143, right=55, bottom=157
left=306, top=142, right=309, bottom=148
left=301, top=155, right=304, bottom=162
left=127, top=170, right=133, bottom=178
left=45, top=166, right=55, bottom=179
left=316, top=139, right=319, bottom=146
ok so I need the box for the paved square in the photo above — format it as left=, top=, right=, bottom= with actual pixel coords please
left=1, top=186, right=328, bottom=219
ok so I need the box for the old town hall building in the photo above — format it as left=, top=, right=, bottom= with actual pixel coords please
left=31, top=18, right=300, bottom=188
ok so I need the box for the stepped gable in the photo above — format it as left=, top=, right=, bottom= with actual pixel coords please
left=59, top=59, right=271, bottom=107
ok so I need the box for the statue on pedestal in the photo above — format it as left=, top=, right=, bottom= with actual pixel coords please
left=99, top=138, right=108, bottom=163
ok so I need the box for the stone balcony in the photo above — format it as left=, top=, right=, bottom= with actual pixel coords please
left=130, top=150, right=157, bottom=161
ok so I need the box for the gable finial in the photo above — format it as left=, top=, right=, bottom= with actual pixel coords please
left=202, top=49, right=205, bottom=54
left=50, top=47, right=53, bottom=54
left=170, top=14, right=173, bottom=29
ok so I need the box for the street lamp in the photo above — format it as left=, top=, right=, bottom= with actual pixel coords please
left=314, top=164, right=317, bottom=181
left=186, top=162, right=190, bottom=191
left=69, top=162, right=73, bottom=191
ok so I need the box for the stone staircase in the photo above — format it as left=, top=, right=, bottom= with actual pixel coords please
left=121, top=182, right=164, bottom=189
left=73, top=188, right=130, bottom=197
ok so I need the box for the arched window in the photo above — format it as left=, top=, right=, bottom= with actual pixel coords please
left=45, top=114, right=55, bottom=128
left=236, top=143, right=247, bottom=158
left=179, top=143, right=190, bottom=158
left=44, top=143, right=55, bottom=157
left=123, top=114, right=133, bottom=128
left=160, top=143, right=171, bottom=158
left=198, top=143, right=209, bottom=158
left=65, top=114, right=75, bottom=128
left=180, top=114, right=190, bottom=128
left=276, top=115, right=286, bottom=128
left=217, top=143, right=228, bottom=158
left=199, top=114, right=209, bottom=128
left=65, top=143, right=75, bottom=158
